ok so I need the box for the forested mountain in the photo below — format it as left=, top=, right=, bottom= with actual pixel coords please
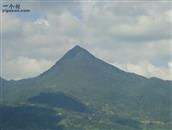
left=0, top=45, right=171, bottom=130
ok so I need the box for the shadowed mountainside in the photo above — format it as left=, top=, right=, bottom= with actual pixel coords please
left=0, top=105, right=63, bottom=130
left=28, top=92, right=90, bottom=113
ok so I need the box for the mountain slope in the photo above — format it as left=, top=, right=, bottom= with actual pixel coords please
left=1, top=45, right=172, bottom=125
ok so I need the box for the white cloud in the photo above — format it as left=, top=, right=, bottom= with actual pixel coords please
left=91, top=40, right=171, bottom=65
left=81, top=3, right=171, bottom=42
left=1, top=1, right=171, bottom=80
left=34, top=19, right=50, bottom=27
left=3, top=57, right=53, bottom=80
left=168, top=61, right=172, bottom=68
left=113, top=62, right=172, bottom=80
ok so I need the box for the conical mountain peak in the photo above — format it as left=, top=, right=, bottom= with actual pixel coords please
left=61, top=45, right=94, bottom=60
left=72, top=45, right=84, bottom=50
left=41, top=45, right=95, bottom=76
left=70, top=45, right=89, bottom=54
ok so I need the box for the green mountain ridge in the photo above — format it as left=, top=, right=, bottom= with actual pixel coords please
left=0, top=45, right=172, bottom=130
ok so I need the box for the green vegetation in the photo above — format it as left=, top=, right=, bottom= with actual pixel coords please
left=0, top=46, right=171, bottom=129
left=0, top=104, right=63, bottom=130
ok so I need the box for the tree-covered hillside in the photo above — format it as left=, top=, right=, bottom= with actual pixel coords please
left=1, top=46, right=171, bottom=130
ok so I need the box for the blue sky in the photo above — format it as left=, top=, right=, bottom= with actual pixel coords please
left=1, top=0, right=171, bottom=80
